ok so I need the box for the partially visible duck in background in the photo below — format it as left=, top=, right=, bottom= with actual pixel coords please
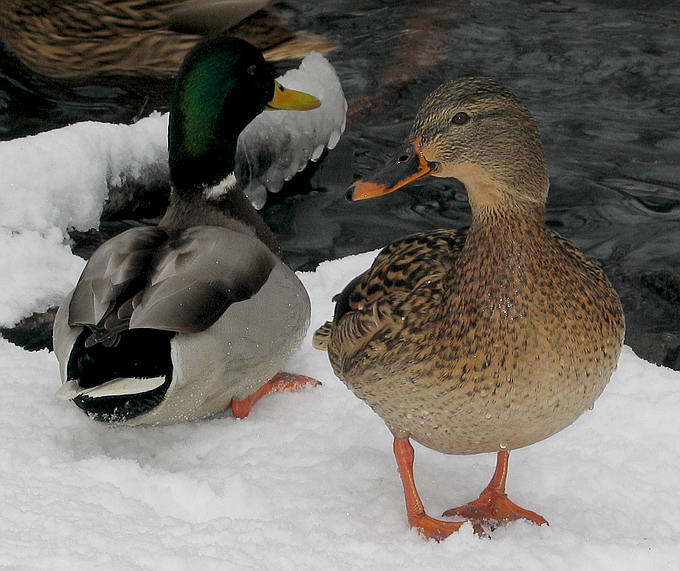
left=314, top=77, right=624, bottom=540
left=0, top=0, right=334, bottom=79
left=53, top=35, right=325, bottom=425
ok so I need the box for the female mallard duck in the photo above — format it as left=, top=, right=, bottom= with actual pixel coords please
left=314, top=77, right=625, bottom=540
left=0, top=0, right=333, bottom=79
left=53, top=35, right=322, bottom=425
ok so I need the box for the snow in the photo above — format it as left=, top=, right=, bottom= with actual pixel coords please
left=0, top=53, right=345, bottom=327
left=0, top=112, right=168, bottom=325
left=1, top=247, right=679, bottom=569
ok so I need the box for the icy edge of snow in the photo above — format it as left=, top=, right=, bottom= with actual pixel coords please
left=237, top=51, right=347, bottom=209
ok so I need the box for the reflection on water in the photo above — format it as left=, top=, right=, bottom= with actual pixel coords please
left=1, top=0, right=679, bottom=367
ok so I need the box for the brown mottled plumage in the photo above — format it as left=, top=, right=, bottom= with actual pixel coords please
left=0, top=0, right=334, bottom=79
left=314, top=77, right=624, bottom=540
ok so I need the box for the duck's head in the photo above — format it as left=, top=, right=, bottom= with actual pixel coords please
left=347, top=77, right=549, bottom=212
left=169, top=35, right=320, bottom=193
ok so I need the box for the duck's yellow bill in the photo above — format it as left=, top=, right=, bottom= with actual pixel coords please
left=266, top=80, right=321, bottom=111
left=346, top=140, right=434, bottom=201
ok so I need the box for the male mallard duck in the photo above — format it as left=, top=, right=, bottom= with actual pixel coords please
left=314, top=77, right=625, bottom=540
left=53, top=35, right=322, bottom=425
left=0, top=0, right=333, bottom=79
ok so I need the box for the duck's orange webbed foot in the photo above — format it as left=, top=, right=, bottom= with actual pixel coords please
left=408, top=512, right=465, bottom=542
left=442, top=450, right=548, bottom=533
left=393, top=438, right=465, bottom=542
left=442, top=490, right=548, bottom=528
left=231, top=372, right=321, bottom=419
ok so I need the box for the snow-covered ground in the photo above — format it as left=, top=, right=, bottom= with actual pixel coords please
left=1, top=249, right=679, bottom=569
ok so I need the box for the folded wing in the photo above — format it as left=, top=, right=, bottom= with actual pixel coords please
left=130, top=225, right=275, bottom=332
left=68, top=226, right=167, bottom=328
left=68, top=225, right=276, bottom=338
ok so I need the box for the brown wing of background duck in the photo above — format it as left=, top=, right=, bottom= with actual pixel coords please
left=0, top=0, right=333, bottom=78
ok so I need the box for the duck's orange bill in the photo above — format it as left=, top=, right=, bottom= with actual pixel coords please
left=346, top=140, right=434, bottom=201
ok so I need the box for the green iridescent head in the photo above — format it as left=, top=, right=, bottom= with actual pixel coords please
left=168, top=35, right=320, bottom=193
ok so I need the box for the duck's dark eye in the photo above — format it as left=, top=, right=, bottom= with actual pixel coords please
left=452, top=112, right=469, bottom=125
left=246, top=64, right=257, bottom=76
left=398, top=154, right=409, bottom=163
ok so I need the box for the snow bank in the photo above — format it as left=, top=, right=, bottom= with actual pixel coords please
left=0, top=250, right=678, bottom=569
left=237, top=51, right=347, bottom=209
left=0, top=113, right=168, bottom=325
left=0, top=53, right=345, bottom=326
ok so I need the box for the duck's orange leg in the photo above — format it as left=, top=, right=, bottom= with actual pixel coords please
left=231, top=372, right=321, bottom=419
left=393, top=438, right=464, bottom=541
left=442, top=450, right=548, bottom=530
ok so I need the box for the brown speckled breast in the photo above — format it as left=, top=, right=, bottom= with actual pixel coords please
left=326, top=209, right=624, bottom=455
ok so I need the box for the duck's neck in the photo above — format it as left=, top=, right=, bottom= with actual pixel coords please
left=470, top=202, right=546, bottom=233
left=159, top=186, right=281, bottom=256
left=464, top=203, right=549, bottom=264
left=169, top=132, right=240, bottom=198
left=447, top=162, right=550, bottom=254
left=164, top=84, right=281, bottom=253
left=444, top=203, right=551, bottom=320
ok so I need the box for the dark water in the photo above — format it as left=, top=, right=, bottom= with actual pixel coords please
left=1, top=0, right=679, bottom=367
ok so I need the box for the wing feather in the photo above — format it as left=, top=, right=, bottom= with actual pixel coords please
left=68, top=226, right=167, bottom=327
left=167, top=0, right=270, bottom=35
left=336, top=229, right=466, bottom=323
left=327, top=230, right=467, bottom=370
left=129, top=225, right=276, bottom=332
